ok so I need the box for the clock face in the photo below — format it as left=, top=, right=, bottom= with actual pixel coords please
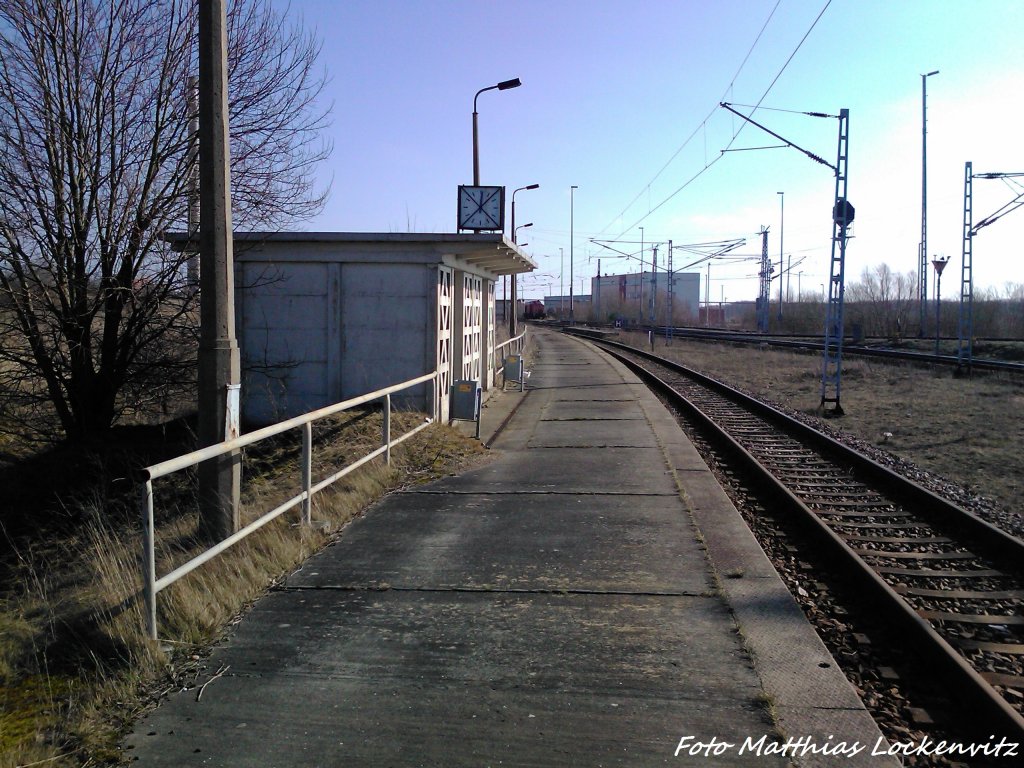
left=458, top=186, right=505, bottom=231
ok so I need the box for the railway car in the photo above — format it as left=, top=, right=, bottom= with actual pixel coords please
left=523, top=300, right=546, bottom=320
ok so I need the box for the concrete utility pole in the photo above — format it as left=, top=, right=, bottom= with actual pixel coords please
left=187, top=76, right=200, bottom=289
left=197, top=0, right=241, bottom=542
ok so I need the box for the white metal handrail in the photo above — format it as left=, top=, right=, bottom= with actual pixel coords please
left=140, top=371, right=438, bottom=639
left=493, top=329, right=527, bottom=375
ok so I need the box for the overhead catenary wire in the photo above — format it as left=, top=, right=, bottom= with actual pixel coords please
left=595, top=0, right=784, bottom=237
left=608, top=0, right=834, bottom=242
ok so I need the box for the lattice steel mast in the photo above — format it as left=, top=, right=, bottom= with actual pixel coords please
left=958, top=163, right=973, bottom=373
left=758, top=227, right=771, bottom=332
left=957, top=166, right=1024, bottom=374
left=718, top=103, right=850, bottom=413
left=820, top=109, right=851, bottom=415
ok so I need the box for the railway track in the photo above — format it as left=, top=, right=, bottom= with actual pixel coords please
left=572, top=330, right=1024, bottom=744
left=613, top=324, right=1024, bottom=375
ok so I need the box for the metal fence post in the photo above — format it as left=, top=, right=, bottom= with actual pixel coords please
left=383, top=394, right=391, bottom=465
left=301, top=422, right=312, bottom=525
left=141, top=480, right=158, bottom=641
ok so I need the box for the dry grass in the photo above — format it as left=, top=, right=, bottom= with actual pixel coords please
left=620, top=331, right=1024, bottom=517
left=0, top=411, right=487, bottom=767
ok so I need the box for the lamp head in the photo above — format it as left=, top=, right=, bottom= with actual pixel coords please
left=498, top=78, right=522, bottom=90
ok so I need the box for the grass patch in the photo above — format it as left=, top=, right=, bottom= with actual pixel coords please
left=0, top=411, right=487, bottom=766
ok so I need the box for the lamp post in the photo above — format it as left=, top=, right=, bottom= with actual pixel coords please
left=919, top=70, right=939, bottom=337
left=570, top=185, right=578, bottom=323
left=798, top=270, right=803, bottom=302
left=472, top=78, right=521, bottom=185
left=512, top=224, right=532, bottom=329
left=509, top=183, right=538, bottom=335
left=778, top=191, right=785, bottom=316
left=932, top=256, right=948, bottom=356
left=559, top=247, right=564, bottom=319
left=638, top=226, right=644, bottom=323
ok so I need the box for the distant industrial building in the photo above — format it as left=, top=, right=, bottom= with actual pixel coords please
left=542, top=294, right=591, bottom=320
left=591, top=271, right=700, bottom=324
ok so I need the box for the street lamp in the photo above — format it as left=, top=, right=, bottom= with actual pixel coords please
left=511, top=183, right=539, bottom=241
left=472, top=78, right=521, bottom=185
left=919, top=70, right=939, bottom=337
left=511, top=224, right=533, bottom=330
left=932, top=256, right=949, bottom=356
left=570, top=185, right=578, bottom=323
left=509, top=183, right=538, bottom=335
left=559, top=247, right=564, bottom=319
left=778, top=191, right=785, bottom=316
left=638, top=226, right=644, bottom=323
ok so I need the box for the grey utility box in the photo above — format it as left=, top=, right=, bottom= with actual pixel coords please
left=450, top=379, right=481, bottom=420
left=450, top=379, right=482, bottom=438
left=503, top=353, right=524, bottom=392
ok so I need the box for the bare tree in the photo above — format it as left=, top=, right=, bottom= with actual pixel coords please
left=0, top=0, right=330, bottom=442
left=845, top=263, right=916, bottom=339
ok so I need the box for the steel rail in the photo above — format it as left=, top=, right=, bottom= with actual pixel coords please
left=569, top=329, right=1024, bottom=741
left=576, top=325, right=1024, bottom=374
left=659, top=326, right=1024, bottom=374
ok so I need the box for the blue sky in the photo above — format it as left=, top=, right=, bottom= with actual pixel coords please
left=285, top=0, right=1024, bottom=302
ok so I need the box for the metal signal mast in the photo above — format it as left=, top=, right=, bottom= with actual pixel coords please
left=758, top=227, right=771, bottom=332
left=821, top=109, right=851, bottom=415
left=957, top=164, right=1024, bottom=374
left=719, top=103, right=851, bottom=414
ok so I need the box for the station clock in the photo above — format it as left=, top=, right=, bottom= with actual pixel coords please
left=458, top=185, right=505, bottom=231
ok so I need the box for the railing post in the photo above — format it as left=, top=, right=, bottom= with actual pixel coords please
left=141, top=480, right=157, bottom=641
left=301, top=421, right=312, bottom=525
left=383, top=394, right=391, bottom=465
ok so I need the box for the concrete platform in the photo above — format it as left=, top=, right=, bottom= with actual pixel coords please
left=125, top=328, right=896, bottom=767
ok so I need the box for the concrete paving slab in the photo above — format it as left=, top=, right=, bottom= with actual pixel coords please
left=539, top=399, right=645, bottom=420
left=286, top=492, right=710, bottom=594
left=525, top=383, right=637, bottom=400
left=128, top=590, right=786, bottom=768
left=438, top=446, right=679, bottom=495
left=527, top=418, right=659, bottom=448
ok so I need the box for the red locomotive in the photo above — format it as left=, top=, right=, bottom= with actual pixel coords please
left=523, top=300, right=546, bottom=320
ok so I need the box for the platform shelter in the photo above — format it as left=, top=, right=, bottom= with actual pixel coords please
left=172, top=232, right=535, bottom=426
